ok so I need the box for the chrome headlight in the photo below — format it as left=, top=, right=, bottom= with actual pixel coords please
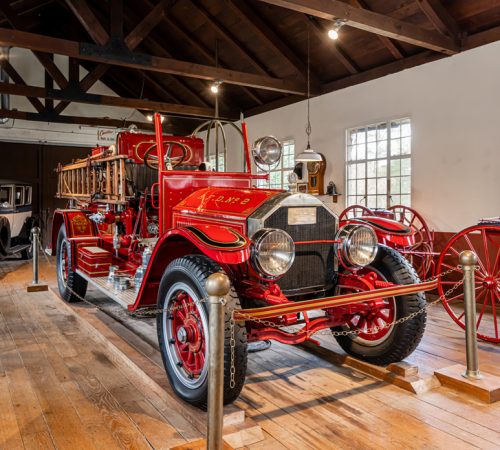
left=336, top=224, right=378, bottom=268
left=253, top=136, right=282, bottom=169
left=251, top=228, right=295, bottom=278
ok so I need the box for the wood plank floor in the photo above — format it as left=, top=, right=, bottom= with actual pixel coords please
left=1, top=258, right=499, bottom=449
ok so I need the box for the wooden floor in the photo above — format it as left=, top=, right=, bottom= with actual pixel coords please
left=1, top=258, right=499, bottom=450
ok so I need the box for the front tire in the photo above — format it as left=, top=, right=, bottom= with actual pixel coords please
left=157, top=255, right=247, bottom=408
left=56, top=225, right=87, bottom=302
left=334, top=245, right=426, bottom=365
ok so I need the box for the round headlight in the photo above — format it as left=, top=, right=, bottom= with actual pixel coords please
left=251, top=228, right=295, bottom=278
left=253, top=136, right=282, bottom=169
left=336, top=224, right=378, bottom=268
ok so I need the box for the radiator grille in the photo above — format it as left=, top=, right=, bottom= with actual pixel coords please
left=264, top=206, right=336, bottom=296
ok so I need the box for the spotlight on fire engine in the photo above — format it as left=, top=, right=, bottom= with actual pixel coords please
left=327, top=19, right=346, bottom=40
left=252, top=136, right=282, bottom=171
left=210, top=80, right=222, bottom=94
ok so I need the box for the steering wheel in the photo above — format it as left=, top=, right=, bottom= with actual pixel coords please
left=142, top=141, right=189, bottom=170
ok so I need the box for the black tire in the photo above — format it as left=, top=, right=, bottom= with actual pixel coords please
left=56, top=225, right=87, bottom=302
left=157, top=255, right=247, bottom=408
left=334, top=245, right=426, bottom=366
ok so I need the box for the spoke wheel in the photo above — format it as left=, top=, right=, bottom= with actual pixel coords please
left=389, top=205, right=434, bottom=280
left=165, top=284, right=208, bottom=389
left=336, top=269, right=396, bottom=346
left=339, top=205, right=373, bottom=221
left=436, top=224, right=500, bottom=343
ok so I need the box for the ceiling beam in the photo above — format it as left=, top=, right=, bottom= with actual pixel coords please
left=349, top=0, right=404, bottom=59
left=463, top=25, right=500, bottom=51
left=415, top=0, right=461, bottom=39
left=306, top=16, right=359, bottom=75
left=255, top=0, right=460, bottom=54
left=64, top=0, right=109, bottom=46
left=0, top=60, right=44, bottom=112
left=125, top=0, right=168, bottom=49
left=185, top=0, right=274, bottom=77
left=227, top=0, right=314, bottom=81
left=0, top=108, right=155, bottom=130
left=0, top=81, right=238, bottom=119
left=160, top=12, right=264, bottom=106
left=0, top=28, right=307, bottom=94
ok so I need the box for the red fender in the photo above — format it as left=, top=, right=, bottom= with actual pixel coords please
left=341, top=216, right=415, bottom=247
left=131, top=224, right=250, bottom=310
left=50, top=209, right=97, bottom=256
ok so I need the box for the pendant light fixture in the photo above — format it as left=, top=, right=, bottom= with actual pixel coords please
left=296, top=23, right=322, bottom=162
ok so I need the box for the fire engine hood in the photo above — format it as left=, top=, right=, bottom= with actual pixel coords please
left=173, top=187, right=283, bottom=220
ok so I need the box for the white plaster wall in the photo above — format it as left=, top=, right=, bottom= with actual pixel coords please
left=0, top=48, right=144, bottom=147
left=241, top=41, right=500, bottom=232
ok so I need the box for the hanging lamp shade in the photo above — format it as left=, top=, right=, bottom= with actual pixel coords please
left=296, top=143, right=323, bottom=162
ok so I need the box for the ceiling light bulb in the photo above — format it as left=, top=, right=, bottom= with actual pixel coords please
left=210, top=84, right=219, bottom=94
left=146, top=114, right=153, bottom=121
left=328, top=28, right=339, bottom=40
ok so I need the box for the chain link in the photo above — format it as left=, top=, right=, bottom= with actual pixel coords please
left=62, top=266, right=462, bottom=390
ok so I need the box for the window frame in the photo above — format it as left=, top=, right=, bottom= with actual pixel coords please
left=345, top=118, right=412, bottom=209
left=14, top=186, right=25, bottom=207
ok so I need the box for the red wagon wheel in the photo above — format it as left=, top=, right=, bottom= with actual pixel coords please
left=436, top=223, right=500, bottom=343
left=388, top=205, right=435, bottom=280
left=339, top=205, right=373, bottom=221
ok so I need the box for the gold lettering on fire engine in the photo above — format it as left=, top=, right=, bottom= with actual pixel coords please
left=214, top=195, right=251, bottom=205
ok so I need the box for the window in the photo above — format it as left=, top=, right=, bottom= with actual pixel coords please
left=346, top=118, right=411, bottom=209
left=208, top=153, right=225, bottom=172
left=257, top=139, right=295, bottom=189
left=0, top=186, right=12, bottom=207
left=25, top=186, right=32, bottom=205
left=15, top=186, right=24, bottom=206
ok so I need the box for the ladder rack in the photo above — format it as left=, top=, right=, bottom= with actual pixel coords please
left=56, top=154, right=129, bottom=205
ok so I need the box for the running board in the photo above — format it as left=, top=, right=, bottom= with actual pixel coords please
left=9, top=244, right=30, bottom=254
left=76, top=270, right=138, bottom=309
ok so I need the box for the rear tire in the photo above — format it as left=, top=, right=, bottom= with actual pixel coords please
left=157, top=255, right=247, bottom=408
left=334, top=245, right=426, bottom=365
left=56, top=225, right=87, bottom=302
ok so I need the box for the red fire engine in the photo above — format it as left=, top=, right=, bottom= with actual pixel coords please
left=52, top=113, right=431, bottom=407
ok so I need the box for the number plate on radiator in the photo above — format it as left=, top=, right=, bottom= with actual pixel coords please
left=287, top=207, right=317, bottom=225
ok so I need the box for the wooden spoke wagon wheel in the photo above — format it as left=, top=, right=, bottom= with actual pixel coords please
left=436, top=223, right=500, bottom=343
left=339, top=204, right=373, bottom=221
left=388, top=205, right=435, bottom=280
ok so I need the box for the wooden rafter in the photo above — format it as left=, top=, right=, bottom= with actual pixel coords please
left=0, top=28, right=307, bottom=94
left=349, top=0, right=404, bottom=59
left=255, top=0, right=460, bottom=54
left=0, top=60, right=44, bottom=113
left=0, top=81, right=238, bottom=119
left=185, top=0, right=274, bottom=77
left=0, top=108, right=155, bottom=130
left=306, top=16, right=359, bottom=75
left=416, top=0, right=460, bottom=39
left=64, top=0, right=109, bottom=46
left=159, top=13, right=263, bottom=105
left=227, top=0, right=315, bottom=82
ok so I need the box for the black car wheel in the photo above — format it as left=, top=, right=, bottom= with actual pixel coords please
left=333, top=245, right=426, bottom=366
left=157, top=255, right=247, bottom=408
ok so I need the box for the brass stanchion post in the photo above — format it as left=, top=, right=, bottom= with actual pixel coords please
left=205, top=272, right=230, bottom=450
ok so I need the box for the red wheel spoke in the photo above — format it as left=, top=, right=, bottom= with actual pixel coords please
left=491, top=291, right=499, bottom=339
left=198, top=351, right=205, bottom=368
left=481, top=229, right=492, bottom=274
left=476, top=290, right=489, bottom=328
left=445, top=292, right=464, bottom=303
left=457, top=311, right=465, bottom=321
left=464, top=234, right=488, bottom=275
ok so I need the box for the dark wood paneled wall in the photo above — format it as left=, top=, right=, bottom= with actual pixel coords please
left=0, top=142, right=90, bottom=244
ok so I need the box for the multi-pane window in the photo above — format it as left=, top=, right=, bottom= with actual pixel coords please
left=257, top=139, right=295, bottom=189
left=208, top=153, right=225, bottom=171
left=346, top=118, right=411, bottom=209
